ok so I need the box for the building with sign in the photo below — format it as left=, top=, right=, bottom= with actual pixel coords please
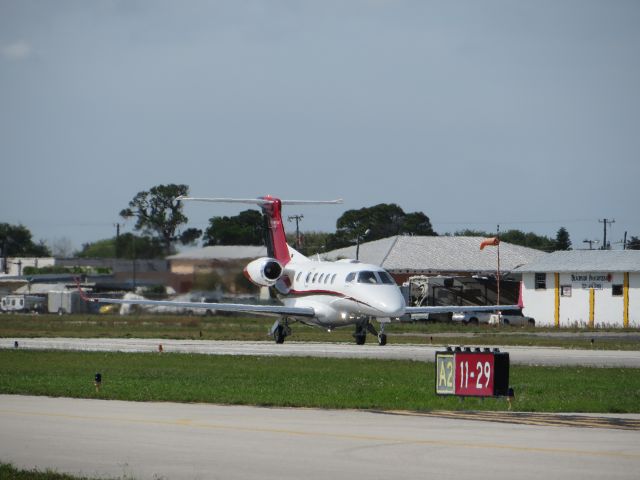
left=516, top=250, right=640, bottom=328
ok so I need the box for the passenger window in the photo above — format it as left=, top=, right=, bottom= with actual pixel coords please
left=296, top=272, right=302, bottom=282
left=305, top=272, right=312, bottom=283
left=325, top=274, right=330, bottom=284
left=331, top=274, right=337, bottom=284
left=318, top=274, right=325, bottom=283
left=346, top=272, right=356, bottom=283
left=312, top=273, right=318, bottom=283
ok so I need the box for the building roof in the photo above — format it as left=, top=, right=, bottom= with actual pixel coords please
left=167, top=245, right=268, bottom=261
left=515, top=250, right=640, bottom=273
left=323, top=236, right=546, bottom=273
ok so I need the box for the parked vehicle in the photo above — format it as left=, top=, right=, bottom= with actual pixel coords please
left=1, top=294, right=46, bottom=313
left=451, top=311, right=491, bottom=325
left=452, top=310, right=535, bottom=326
left=48, top=290, right=88, bottom=315
left=488, top=313, right=535, bottom=326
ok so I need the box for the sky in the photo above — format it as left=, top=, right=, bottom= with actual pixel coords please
left=1, top=0, right=639, bottom=254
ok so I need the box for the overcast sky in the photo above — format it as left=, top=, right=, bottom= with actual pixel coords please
left=1, top=0, right=639, bottom=253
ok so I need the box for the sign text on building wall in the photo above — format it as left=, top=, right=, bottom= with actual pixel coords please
left=570, top=273, right=612, bottom=290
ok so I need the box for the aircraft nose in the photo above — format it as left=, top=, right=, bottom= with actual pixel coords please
left=376, top=289, right=406, bottom=317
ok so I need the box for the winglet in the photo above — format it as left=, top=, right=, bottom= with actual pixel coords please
left=75, top=277, right=97, bottom=303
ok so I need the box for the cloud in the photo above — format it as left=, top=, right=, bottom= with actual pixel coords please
left=2, top=41, right=32, bottom=60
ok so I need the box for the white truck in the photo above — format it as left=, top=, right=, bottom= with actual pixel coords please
left=0, top=294, right=46, bottom=313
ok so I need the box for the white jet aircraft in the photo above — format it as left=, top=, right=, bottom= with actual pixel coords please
left=81, top=195, right=520, bottom=345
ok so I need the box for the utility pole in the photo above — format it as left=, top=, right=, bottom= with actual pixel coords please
left=598, top=219, right=615, bottom=250
left=287, top=215, right=303, bottom=249
left=114, top=223, right=121, bottom=258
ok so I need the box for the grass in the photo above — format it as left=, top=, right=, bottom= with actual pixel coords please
left=1, top=349, right=639, bottom=413
left=1, top=313, right=640, bottom=350
left=0, top=463, right=99, bottom=480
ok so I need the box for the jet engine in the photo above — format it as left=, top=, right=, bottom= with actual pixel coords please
left=243, top=257, right=284, bottom=287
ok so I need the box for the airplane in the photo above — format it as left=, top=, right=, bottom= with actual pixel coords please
left=80, top=195, right=521, bottom=345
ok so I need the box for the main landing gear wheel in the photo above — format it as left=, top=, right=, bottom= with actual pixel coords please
left=353, top=323, right=367, bottom=345
left=274, top=325, right=286, bottom=344
left=271, top=319, right=292, bottom=344
left=377, top=333, right=387, bottom=346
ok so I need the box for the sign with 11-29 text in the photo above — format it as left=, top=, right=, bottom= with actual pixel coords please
left=435, top=350, right=509, bottom=397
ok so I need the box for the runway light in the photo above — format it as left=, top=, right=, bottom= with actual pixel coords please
left=158, top=344, right=163, bottom=353
left=14, top=341, right=18, bottom=348
left=94, top=373, right=102, bottom=393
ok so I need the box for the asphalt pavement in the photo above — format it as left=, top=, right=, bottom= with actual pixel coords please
left=1, top=395, right=639, bottom=480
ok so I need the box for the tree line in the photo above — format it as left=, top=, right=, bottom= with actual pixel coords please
left=3, top=183, right=640, bottom=261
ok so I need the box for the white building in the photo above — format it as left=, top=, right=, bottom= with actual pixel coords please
left=0, top=257, right=55, bottom=276
left=517, top=251, right=640, bottom=328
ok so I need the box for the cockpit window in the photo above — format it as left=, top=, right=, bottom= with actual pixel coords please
left=352, top=270, right=395, bottom=284
left=345, top=272, right=356, bottom=283
left=357, top=271, right=379, bottom=284
left=378, top=271, right=395, bottom=284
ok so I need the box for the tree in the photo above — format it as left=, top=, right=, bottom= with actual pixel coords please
left=627, top=236, right=640, bottom=250
left=120, top=184, right=200, bottom=255
left=326, top=203, right=436, bottom=250
left=77, top=233, right=165, bottom=259
left=203, top=209, right=264, bottom=246
left=454, top=228, right=556, bottom=252
left=0, top=223, right=51, bottom=257
left=286, top=231, right=331, bottom=256
left=554, top=227, right=572, bottom=251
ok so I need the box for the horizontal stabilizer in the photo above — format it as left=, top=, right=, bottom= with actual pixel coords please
left=176, top=196, right=343, bottom=206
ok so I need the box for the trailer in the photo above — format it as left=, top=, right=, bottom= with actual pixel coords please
left=47, top=290, right=88, bottom=315
left=0, top=294, right=46, bottom=313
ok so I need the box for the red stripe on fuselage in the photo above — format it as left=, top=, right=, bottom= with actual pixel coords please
left=286, top=289, right=374, bottom=309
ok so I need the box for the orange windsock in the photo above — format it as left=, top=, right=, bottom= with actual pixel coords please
left=480, top=237, right=500, bottom=250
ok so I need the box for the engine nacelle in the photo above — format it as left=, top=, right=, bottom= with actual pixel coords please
left=243, top=257, right=284, bottom=287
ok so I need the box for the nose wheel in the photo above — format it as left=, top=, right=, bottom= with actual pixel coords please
left=353, top=319, right=388, bottom=346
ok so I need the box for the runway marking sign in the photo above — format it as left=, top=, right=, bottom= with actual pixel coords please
left=435, top=349, right=510, bottom=397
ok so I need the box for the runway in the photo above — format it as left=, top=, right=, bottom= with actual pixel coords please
left=1, top=395, right=639, bottom=480
left=2, top=337, right=640, bottom=367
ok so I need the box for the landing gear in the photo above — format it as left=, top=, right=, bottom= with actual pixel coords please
left=353, top=318, right=388, bottom=346
left=353, top=323, right=367, bottom=345
left=271, top=318, right=292, bottom=344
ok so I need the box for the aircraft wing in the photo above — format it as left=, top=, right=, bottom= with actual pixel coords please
left=84, top=296, right=316, bottom=318
left=405, top=304, right=521, bottom=315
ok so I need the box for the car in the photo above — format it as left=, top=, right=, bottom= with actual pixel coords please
left=488, top=312, right=535, bottom=327
left=451, top=311, right=491, bottom=325
left=452, top=310, right=535, bottom=327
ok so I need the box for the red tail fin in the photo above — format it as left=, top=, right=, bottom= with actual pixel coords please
left=260, top=196, right=291, bottom=265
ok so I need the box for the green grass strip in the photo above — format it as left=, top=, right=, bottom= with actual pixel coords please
left=0, top=463, right=100, bottom=480
left=1, top=350, right=639, bottom=413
